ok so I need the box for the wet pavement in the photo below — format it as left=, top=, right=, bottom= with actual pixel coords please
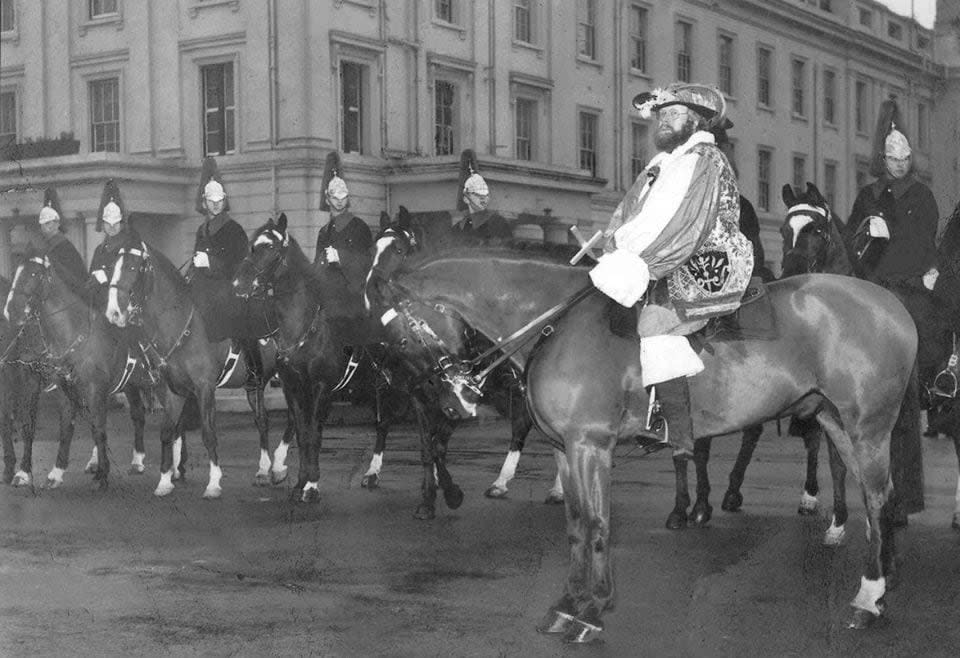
left=1, top=397, right=959, bottom=657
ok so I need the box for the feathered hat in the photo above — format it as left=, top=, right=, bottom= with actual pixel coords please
left=195, top=156, right=229, bottom=214
left=96, top=179, right=126, bottom=231
left=870, top=99, right=911, bottom=178
left=456, top=149, right=488, bottom=211
left=633, top=83, right=727, bottom=129
left=38, top=187, right=63, bottom=225
left=319, top=151, right=348, bottom=211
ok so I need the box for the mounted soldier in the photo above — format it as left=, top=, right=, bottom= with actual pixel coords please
left=452, top=149, right=512, bottom=241
left=35, top=187, right=87, bottom=299
left=314, top=151, right=373, bottom=308
left=589, top=83, right=753, bottom=458
left=89, top=179, right=139, bottom=309
left=189, top=157, right=263, bottom=384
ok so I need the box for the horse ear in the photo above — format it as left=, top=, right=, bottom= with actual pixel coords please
left=399, top=206, right=411, bottom=230
left=380, top=211, right=391, bottom=230
left=277, top=213, right=287, bottom=232
left=782, top=184, right=796, bottom=208
left=806, top=182, right=825, bottom=205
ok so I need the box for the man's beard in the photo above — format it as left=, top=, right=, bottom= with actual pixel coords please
left=654, top=119, right=697, bottom=152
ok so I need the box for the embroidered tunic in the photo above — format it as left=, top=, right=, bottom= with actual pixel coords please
left=606, top=131, right=753, bottom=319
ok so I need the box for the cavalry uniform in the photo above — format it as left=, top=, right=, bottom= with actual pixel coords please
left=453, top=209, right=512, bottom=241
left=36, top=188, right=87, bottom=300
left=453, top=149, right=512, bottom=241
left=88, top=180, right=140, bottom=311
left=315, top=151, right=373, bottom=307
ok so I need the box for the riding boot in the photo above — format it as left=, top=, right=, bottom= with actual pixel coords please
left=239, top=338, right=264, bottom=393
left=656, top=376, right=696, bottom=459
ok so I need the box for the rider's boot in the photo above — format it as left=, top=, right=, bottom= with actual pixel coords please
left=239, top=339, right=264, bottom=392
left=635, top=376, right=695, bottom=459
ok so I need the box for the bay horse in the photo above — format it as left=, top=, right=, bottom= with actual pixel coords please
left=231, top=213, right=465, bottom=515
left=3, top=253, right=156, bottom=489
left=105, top=240, right=288, bottom=498
left=364, top=206, right=564, bottom=503
left=387, top=245, right=919, bottom=639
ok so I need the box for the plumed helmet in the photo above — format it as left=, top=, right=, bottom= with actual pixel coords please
left=38, top=187, right=63, bottom=225
left=870, top=99, right=911, bottom=178
left=633, top=83, right=727, bottom=128
left=97, top=179, right=126, bottom=231
left=319, top=151, right=349, bottom=211
left=195, top=156, right=230, bottom=214
left=456, top=149, right=488, bottom=211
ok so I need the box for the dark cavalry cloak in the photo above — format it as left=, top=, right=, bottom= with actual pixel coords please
left=89, top=227, right=140, bottom=311
left=314, top=211, right=373, bottom=304
left=42, top=232, right=87, bottom=301
left=453, top=210, right=512, bottom=241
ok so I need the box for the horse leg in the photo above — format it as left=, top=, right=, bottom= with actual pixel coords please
left=48, top=389, right=77, bottom=489
left=822, top=433, right=849, bottom=546
left=90, top=391, right=110, bottom=490
left=155, top=391, right=185, bottom=496
left=433, top=418, right=464, bottom=511
left=798, top=419, right=822, bottom=515
left=544, top=449, right=565, bottom=505
left=125, top=386, right=147, bottom=475
left=721, top=424, right=763, bottom=512
left=952, top=434, right=960, bottom=531
left=412, top=402, right=439, bottom=520
left=12, top=376, right=41, bottom=488
left=362, top=385, right=396, bottom=489
left=1, top=400, right=14, bottom=484
left=666, top=454, right=691, bottom=530
left=816, top=406, right=889, bottom=629
left=271, top=405, right=294, bottom=485
left=689, top=438, right=713, bottom=527
left=487, top=390, right=532, bottom=499
left=247, top=383, right=273, bottom=487
left=196, top=386, right=223, bottom=499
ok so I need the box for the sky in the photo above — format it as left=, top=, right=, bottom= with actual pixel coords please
left=877, top=0, right=936, bottom=29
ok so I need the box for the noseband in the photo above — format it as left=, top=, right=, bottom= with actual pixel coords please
left=111, top=245, right=151, bottom=326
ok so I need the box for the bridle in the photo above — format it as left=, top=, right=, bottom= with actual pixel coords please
left=784, top=203, right=833, bottom=273
left=237, top=228, right=290, bottom=300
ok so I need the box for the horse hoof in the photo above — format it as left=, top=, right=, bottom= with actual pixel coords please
left=721, top=490, right=743, bottom=512
left=544, top=492, right=564, bottom=505
left=561, top=618, right=604, bottom=644
left=154, top=484, right=175, bottom=497
left=270, top=468, right=288, bottom=486
left=254, top=473, right=271, bottom=487
left=691, top=504, right=712, bottom=527
left=45, top=477, right=63, bottom=490
left=536, top=609, right=575, bottom=634
left=666, top=510, right=688, bottom=530
left=847, top=599, right=885, bottom=630
left=300, top=488, right=320, bottom=504
left=98, top=478, right=109, bottom=491
left=823, top=524, right=846, bottom=546
left=128, top=464, right=145, bottom=475
left=202, top=487, right=222, bottom=499
left=444, top=485, right=464, bottom=510
left=12, top=471, right=32, bottom=487
left=361, top=473, right=380, bottom=489
left=414, top=504, right=436, bottom=521
left=797, top=492, right=818, bottom=516
left=484, top=485, right=508, bottom=499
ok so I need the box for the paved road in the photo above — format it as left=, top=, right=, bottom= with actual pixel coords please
left=1, top=400, right=959, bottom=657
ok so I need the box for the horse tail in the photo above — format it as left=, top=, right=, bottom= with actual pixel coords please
left=889, top=358, right=924, bottom=518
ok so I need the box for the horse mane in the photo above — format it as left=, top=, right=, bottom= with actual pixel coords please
left=145, top=242, right=190, bottom=296
left=400, top=240, right=587, bottom=274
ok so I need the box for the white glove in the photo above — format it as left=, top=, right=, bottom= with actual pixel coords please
left=923, top=268, right=939, bottom=291
left=868, top=216, right=890, bottom=239
left=193, top=251, right=210, bottom=268
left=588, top=249, right=650, bottom=308
left=92, top=269, right=108, bottom=284
left=325, top=246, right=340, bottom=263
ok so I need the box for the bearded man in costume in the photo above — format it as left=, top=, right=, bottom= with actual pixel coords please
left=589, top=83, right=753, bottom=459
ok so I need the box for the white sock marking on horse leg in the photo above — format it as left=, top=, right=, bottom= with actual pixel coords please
left=302, top=481, right=320, bottom=495
left=823, top=514, right=846, bottom=546
left=271, top=442, right=289, bottom=477
left=131, top=451, right=145, bottom=470
left=364, top=452, right=383, bottom=477
left=492, top=450, right=521, bottom=489
left=257, top=449, right=271, bottom=476
left=12, top=470, right=32, bottom=487
left=851, top=576, right=886, bottom=615
left=154, top=471, right=175, bottom=496
left=548, top=472, right=564, bottom=498
left=171, top=436, right=183, bottom=480
left=433, top=463, right=439, bottom=485
left=203, top=462, right=223, bottom=498
left=799, top=490, right=818, bottom=513
left=46, top=467, right=65, bottom=486
left=85, top=446, right=99, bottom=471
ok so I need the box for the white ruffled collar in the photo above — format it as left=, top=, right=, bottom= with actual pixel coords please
left=646, top=130, right=715, bottom=172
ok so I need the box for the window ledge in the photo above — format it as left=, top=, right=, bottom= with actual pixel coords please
left=822, top=121, right=839, bottom=132
left=512, top=39, right=543, bottom=57
left=791, top=112, right=808, bottom=123
left=432, top=18, right=467, bottom=40
left=189, top=0, right=240, bottom=18
left=1, top=28, right=19, bottom=44
left=756, top=104, right=775, bottom=115
left=628, top=68, right=652, bottom=81
left=576, top=55, right=602, bottom=70
left=79, top=14, right=124, bottom=37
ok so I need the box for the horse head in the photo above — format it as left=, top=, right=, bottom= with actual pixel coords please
left=780, top=182, right=843, bottom=277
left=106, top=241, right=151, bottom=328
left=3, top=253, right=48, bottom=325
left=365, top=206, right=422, bottom=314
left=234, top=213, right=292, bottom=299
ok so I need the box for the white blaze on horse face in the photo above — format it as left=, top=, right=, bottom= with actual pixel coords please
left=3, top=264, right=24, bottom=321
left=106, top=255, right=127, bottom=326
left=365, top=235, right=399, bottom=311
left=788, top=215, right=815, bottom=249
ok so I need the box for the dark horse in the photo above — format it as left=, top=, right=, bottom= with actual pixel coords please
left=785, top=182, right=960, bottom=530
left=232, top=214, right=468, bottom=514
left=3, top=253, right=155, bottom=489
left=387, top=245, right=919, bottom=640
left=105, top=240, right=287, bottom=497
left=364, top=206, right=564, bottom=502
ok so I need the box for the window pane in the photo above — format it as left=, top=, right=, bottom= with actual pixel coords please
left=342, top=61, right=364, bottom=154
left=630, top=6, right=647, bottom=72
left=792, top=155, right=806, bottom=193
left=90, top=0, right=117, bottom=18
left=823, top=70, right=835, bottom=124
left=1, top=0, right=14, bottom=32
left=757, top=48, right=771, bottom=106
left=90, top=78, right=120, bottom=152
left=201, top=63, right=235, bottom=156
left=434, top=81, right=455, bottom=156
left=515, top=0, right=531, bottom=43
left=0, top=91, right=15, bottom=143
left=855, top=81, right=867, bottom=132
left=577, top=0, right=595, bottom=58
left=824, top=162, right=837, bottom=208
left=579, top=112, right=597, bottom=176
left=792, top=59, right=805, bottom=115
left=436, top=0, right=453, bottom=23
left=631, top=122, right=648, bottom=181
left=676, top=22, right=692, bottom=82
left=757, top=149, right=771, bottom=211
left=718, top=35, right=733, bottom=95
left=515, top=97, right=535, bottom=161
